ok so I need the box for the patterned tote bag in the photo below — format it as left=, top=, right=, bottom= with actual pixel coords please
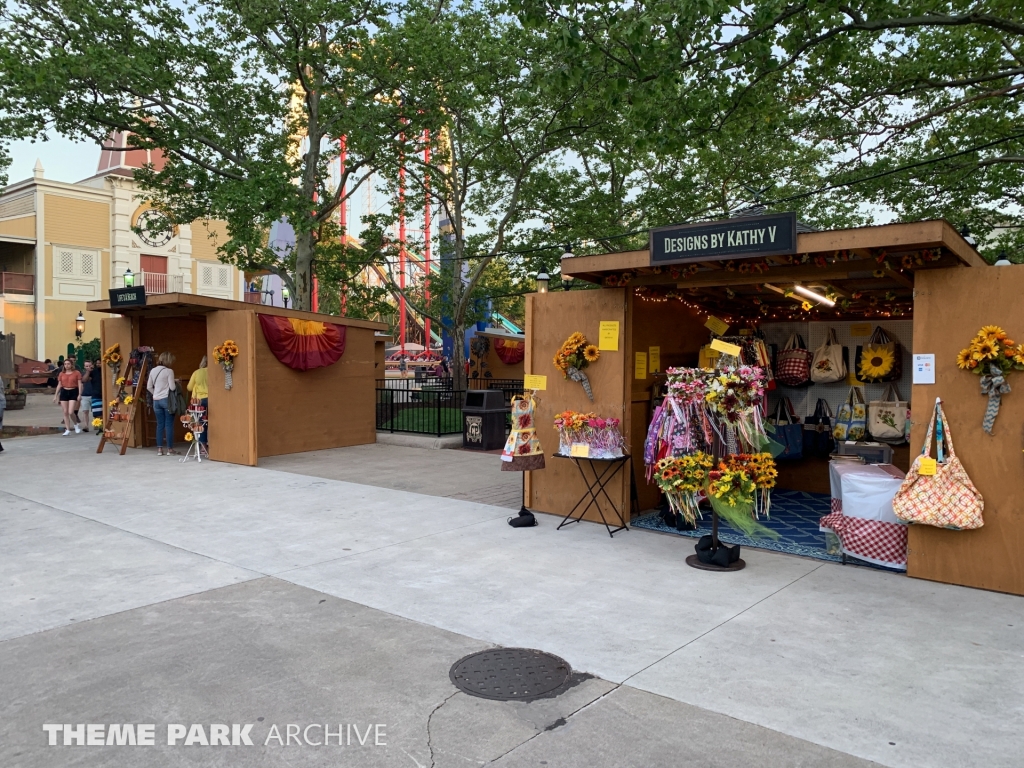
left=776, top=334, right=812, bottom=386
left=833, top=386, right=866, bottom=442
left=893, top=398, right=983, bottom=530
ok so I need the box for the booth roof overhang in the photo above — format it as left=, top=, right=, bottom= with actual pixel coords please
left=561, top=219, right=985, bottom=322
left=86, top=292, right=389, bottom=331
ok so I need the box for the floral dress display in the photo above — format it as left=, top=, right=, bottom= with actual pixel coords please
left=501, top=395, right=545, bottom=471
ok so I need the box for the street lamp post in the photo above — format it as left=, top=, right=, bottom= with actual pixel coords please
left=123, top=268, right=135, bottom=287
left=282, top=286, right=290, bottom=308
left=535, top=271, right=549, bottom=294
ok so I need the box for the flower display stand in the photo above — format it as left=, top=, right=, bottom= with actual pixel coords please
left=97, top=355, right=149, bottom=456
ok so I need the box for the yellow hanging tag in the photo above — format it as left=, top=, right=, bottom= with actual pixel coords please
left=705, top=316, right=730, bottom=336
left=918, top=457, right=937, bottom=476
left=523, top=374, right=547, bottom=390
left=710, top=338, right=742, bottom=357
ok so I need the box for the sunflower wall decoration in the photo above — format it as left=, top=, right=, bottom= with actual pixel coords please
left=553, top=331, right=600, bottom=400
left=213, top=339, right=240, bottom=390
left=957, top=325, right=1024, bottom=434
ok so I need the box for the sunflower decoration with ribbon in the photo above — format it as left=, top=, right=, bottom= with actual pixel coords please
left=213, top=339, right=240, bottom=390
left=553, top=331, right=600, bottom=400
left=957, top=325, right=1024, bottom=434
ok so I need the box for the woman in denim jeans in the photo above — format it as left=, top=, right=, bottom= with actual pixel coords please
left=147, top=352, right=178, bottom=456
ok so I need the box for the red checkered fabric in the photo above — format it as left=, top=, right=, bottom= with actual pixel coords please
left=776, top=348, right=811, bottom=386
left=830, top=497, right=843, bottom=515
left=820, top=512, right=907, bottom=568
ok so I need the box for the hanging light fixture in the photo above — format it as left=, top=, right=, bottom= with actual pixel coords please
left=994, top=250, right=1012, bottom=266
left=75, top=311, right=85, bottom=339
left=960, top=225, right=977, bottom=247
left=123, top=268, right=135, bottom=287
left=535, top=271, right=549, bottom=294
left=792, top=284, right=836, bottom=307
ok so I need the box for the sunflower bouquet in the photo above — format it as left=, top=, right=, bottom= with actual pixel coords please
left=213, top=339, right=240, bottom=390
left=957, top=325, right=1024, bottom=434
left=723, top=452, right=778, bottom=518
left=553, top=331, right=599, bottom=400
left=704, top=365, right=768, bottom=452
left=102, top=343, right=122, bottom=383
left=655, top=452, right=714, bottom=524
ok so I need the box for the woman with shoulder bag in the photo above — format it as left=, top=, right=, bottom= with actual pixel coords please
left=147, top=352, right=178, bottom=456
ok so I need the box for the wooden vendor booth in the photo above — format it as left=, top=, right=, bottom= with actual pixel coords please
left=469, top=327, right=526, bottom=385
left=88, top=293, right=388, bottom=466
left=524, top=215, right=1024, bottom=596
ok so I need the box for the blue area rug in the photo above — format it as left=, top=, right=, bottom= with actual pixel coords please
left=632, top=490, right=841, bottom=563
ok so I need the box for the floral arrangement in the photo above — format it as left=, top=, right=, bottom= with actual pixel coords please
left=92, top=417, right=103, bottom=429
left=102, top=343, right=122, bottom=383
left=179, top=402, right=208, bottom=461
left=957, top=325, right=1024, bottom=434
left=706, top=453, right=779, bottom=539
left=704, top=365, right=766, bottom=425
left=553, top=410, right=623, bottom=458
left=654, top=452, right=713, bottom=524
left=213, top=339, right=240, bottom=390
left=553, top=331, right=599, bottom=400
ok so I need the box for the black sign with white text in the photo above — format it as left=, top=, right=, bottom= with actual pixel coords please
left=650, top=212, right=797, bottom=265
left=109, top=286, right=147, bottom=308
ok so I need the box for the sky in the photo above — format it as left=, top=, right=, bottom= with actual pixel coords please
left=6, top=131, right=103, bottom=184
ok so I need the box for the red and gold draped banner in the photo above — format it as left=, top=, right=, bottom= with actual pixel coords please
left=493, top=337, right=525, bottom=365
left=258, top=315, right=347, bottom=371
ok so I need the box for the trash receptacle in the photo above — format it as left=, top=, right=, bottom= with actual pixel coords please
left=462, top=389, right=507, bottom=450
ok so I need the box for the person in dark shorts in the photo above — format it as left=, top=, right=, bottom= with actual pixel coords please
left=53, top=358, right=83, bottom=435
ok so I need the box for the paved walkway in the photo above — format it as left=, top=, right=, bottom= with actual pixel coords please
left=1, top=434, right=1021, bottom=767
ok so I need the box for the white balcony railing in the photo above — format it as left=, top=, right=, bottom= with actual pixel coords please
left=111, top=272, right=184, bottom=294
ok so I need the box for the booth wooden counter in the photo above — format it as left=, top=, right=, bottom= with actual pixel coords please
left=88, top=293, right=388, bottom=466
left=525, top=217, right=1024, bottom=596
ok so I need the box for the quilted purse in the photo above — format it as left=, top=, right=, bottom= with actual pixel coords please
left=893, top=398, right=984, bottom=530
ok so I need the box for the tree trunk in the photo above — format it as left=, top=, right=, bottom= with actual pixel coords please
left=294, top=229, right=315, bottom=312
left=450, top=323, right=467, bottom=391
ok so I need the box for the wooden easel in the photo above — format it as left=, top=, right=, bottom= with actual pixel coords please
left=97, top=356, right=149, bottom=456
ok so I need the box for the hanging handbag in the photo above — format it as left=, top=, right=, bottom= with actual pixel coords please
left=768, top=397, right=803, bottom=460
left=868, top=383, right=908, bottom=443
left=833, top=386, right=866, bottom=442
left=803, top=398, right=835, bottom=458
left=810, top=328, right=847, bottom=384
left=775, top=334, right=812, bottom=387
left=855, top=326, right=902, bottom=383
left=893, top=399, right=983, bottom=530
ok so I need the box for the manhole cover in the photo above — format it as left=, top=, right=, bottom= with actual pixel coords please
left=449, top=648, right=571, bottom=701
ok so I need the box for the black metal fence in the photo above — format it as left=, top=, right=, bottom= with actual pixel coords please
left=375, top=377, right=526, bottom=437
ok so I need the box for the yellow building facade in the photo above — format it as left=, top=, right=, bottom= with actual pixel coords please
left=0, top=138, right=243, bottom=362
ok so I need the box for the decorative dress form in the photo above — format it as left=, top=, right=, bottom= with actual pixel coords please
left=501, top=395, right=545, bottom=471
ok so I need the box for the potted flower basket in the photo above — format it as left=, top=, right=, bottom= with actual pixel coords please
left=5, top=387, right=27, bottom=410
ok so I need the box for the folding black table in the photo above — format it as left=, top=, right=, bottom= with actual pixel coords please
left=552, top=453, right=631, bottom=537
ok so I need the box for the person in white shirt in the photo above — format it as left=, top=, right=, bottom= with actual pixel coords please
left=146, top=352, right=178, bottom=456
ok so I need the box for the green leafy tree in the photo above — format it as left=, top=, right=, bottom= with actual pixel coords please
left=0, top=0, right=420, bottom=310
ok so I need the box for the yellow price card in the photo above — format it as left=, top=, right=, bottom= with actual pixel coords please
left=649, top=346, right=661, bottom=373
left=570, top=443, right=590, bottom=458
left=634, top=352, right=648, bottom=379
left=710, top=338, right=742, bottom=357
left=918, top=457, right=937, bottom=476
left=523, top=374, right=547, bottom=390
left=598, top=321, right=620, bottom=351
left=851, top=323, right=872, bottom=337
left=705, top=316, right=730, bottom=336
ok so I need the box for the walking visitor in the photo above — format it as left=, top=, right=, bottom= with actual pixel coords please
left=0, top=379, right=6, bottom=454
left=187, top=355, right=209, bottom=445
left=79, top=359, right=98, bottom=431
left=147, top=352, right=178, bottom=456
left=53, top=358, right=83, bottom=435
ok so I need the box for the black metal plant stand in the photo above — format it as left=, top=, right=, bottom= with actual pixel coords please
left=685, top=510, right=746, bottom=571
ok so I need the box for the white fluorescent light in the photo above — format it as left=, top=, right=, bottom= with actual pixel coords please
left=793, top=284, right=835, bottom=307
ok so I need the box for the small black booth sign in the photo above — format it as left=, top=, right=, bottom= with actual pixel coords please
left=650, top=212, right=797, bottom=266
left=109, top=286, right=147, bottom=308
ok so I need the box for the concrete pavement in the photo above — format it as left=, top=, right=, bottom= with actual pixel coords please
left=1, top=434, right=1022, bottom=767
